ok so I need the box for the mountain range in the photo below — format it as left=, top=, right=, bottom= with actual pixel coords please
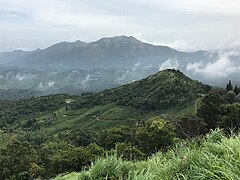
left=0, top=36, right=214, bottom=69
left=0, top=36, right=239, bottom=96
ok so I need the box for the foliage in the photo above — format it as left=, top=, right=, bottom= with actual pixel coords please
left=220, top=103, right=240, bottom=132
left=176, top=115, right=208, bottom=139
left=0, top=140, right=41, bottom=179
left=98, top=125, right=132, bottom=150
left=55, top=156, right=134, bottom=180
left=233, top=85, right=240, bottom=95
left=71, top=69, right=210, bottom=111
left=0, top=94, right=72, bottom=128
left=0, top=89, right=40, bottom=100
left=236, top=94, right=240, bottom=102
left=135, top=116, right=175, bottom=154
left=224, top=90, right=236, bottom=104
left=39, top=141, right=94, bottom=177
left=197, top=93, right=225, bottom=129
left=28, top=163, right=46, bottom=179
left=55, top=129, right=240, bottom=180
left=85, top=143, right=105, bottom=158
left=226, top=80, right=233, bottom=91
left=115, top=142, right=145, bottom=161
left=58, top=129, right=97, bottom=147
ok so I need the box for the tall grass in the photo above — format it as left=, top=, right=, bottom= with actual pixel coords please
left=54, top=129, right=240, bottom=180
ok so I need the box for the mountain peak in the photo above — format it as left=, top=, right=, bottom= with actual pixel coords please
left=96, top=35, right=142, bottom=44
left=73, top=40, right=87, bottom=45
left=147, top=69, right=190, bottom=82
left=13, top=50, right=25, bottom=53
left=157, top=68, right=185, bottom=76
left=45, top=40, right=87, bottom=51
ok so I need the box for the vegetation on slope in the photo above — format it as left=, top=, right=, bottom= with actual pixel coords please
left=0, top=69, right=206, bottom=138
left=54, top=129, right=240, bottom=180
left=71, top=69, right=211, bottom=110
left=0, top=94, right=73, bottom=128
left=0, top=89, right=41, bottom=100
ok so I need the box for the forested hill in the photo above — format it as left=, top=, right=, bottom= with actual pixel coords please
left=0, top=69, right=211, bottom=131
left=72, top=69, right=211, bottom=110
left=0, top=89, right=41, bottom=100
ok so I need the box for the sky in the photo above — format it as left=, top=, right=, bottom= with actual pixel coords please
left=1, top=0, right=240, bottom=52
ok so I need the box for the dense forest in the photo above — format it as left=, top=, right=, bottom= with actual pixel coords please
left=0, top=69, right=240, bottom=179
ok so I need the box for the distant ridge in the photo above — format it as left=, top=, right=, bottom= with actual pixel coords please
left=0, top=35, right=213, bottom=71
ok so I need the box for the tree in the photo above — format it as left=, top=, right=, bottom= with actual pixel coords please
left=25, top=118, right=37, bottom=130
left=236, top=94, right=240, bottom=103
left=98, top=126, right=132, bottom=150
left=224, top=90, right=236, bottom=104
left=0, top=129, right=6, bottom=144
left=197, top=93, right=225, bottom=129
left=234, top=85, right=240, bottom=95
left=39, top=141, right=93, bottom=177
left=0, top=140, right=41, bottom=179
left=136, top=116, right=175, bottom=155
left=62, top=129, right=97, bottom=147
left=220, top=103, right=240, bottom=132
left=28, top=163, right=45, bottom=179
left=115, top=142, right=144, bottom=160
left=176, top=115, right=208, bottom=139
left=85, top=143, right=105, bottom=158
left=226, top=80, right=233, bottom=91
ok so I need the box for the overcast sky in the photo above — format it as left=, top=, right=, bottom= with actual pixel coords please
left=1, top=0, right=240, bottom=52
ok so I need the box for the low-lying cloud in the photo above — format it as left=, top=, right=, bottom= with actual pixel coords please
left=154, top=40, right=240, bottom=53
left=186, top=51, right=240, bottom=77
left=159, top=59, right=179, bottom=71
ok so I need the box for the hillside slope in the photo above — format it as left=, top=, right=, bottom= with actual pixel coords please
left=72, top=69, right=211, bottom=110
left=0, top=69, right=210, bottom=138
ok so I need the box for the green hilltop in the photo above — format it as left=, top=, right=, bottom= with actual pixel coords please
left=71, top=69, right=210, bottom=110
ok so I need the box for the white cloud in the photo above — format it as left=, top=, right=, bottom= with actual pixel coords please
left=38, top=81, right=55, bottom=89
left=155, top=40, right=209, bottom=52
left=16, top=73, right=25, bottom=81
left=82, top=74, right=90, bottom=85
left=143, top=64, right=153, bottom=69
left=186, top=51, right=240, bottom=77
left=47, top=81, right=55, bottom=87
left=180, top=0, right=240, bottom=15
left=148, top=40, right=240, bottom=53
left=159, top=59, right=179, bottom=71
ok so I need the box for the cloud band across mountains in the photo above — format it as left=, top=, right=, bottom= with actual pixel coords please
left=186, top=51, right=240, bottom=77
